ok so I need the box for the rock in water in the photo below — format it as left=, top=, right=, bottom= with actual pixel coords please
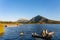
left=20, top=32, right=24, bottom=36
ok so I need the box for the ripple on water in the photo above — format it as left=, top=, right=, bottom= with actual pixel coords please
left=0, top=24, right=60, bottom=40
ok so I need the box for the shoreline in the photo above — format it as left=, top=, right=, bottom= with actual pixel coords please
left=0, top=23, right=23, bottom=27
left=7, top=24, right=23, bottom=27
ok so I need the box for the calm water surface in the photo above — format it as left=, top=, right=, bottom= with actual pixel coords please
left=0, top=24, right=60, bottom=40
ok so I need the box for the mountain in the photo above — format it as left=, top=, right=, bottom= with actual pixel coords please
left=17, top=18, right=29, bottom=22
left=29, top=15, right=48, bottom=23
left=29, top=15, right=60, bottom=24
left=0, top=15, right=60, bottom=24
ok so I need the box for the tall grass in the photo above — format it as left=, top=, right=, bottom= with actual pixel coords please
left=0, top=24, right=5, bottom=36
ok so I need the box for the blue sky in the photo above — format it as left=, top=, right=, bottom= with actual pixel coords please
left=0, top=0, right=60, bottom=21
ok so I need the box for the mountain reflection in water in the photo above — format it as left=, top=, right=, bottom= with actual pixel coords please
left=0, top=24, right=60, bottom=40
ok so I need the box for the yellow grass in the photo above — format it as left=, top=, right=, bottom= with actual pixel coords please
left=0, top=24, right=5, bottom=36
left=0, top=23, right=23, bottom=27
left=0, top=23, right=23, bottom=36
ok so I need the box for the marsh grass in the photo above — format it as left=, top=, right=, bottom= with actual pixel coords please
left=0, top=24, right=5, bottom=36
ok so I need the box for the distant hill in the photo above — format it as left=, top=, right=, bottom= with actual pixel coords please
left=28, top=15, right=60, bottom=24
left=17, top=18, right=29, bottom=23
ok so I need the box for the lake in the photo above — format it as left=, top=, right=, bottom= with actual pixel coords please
left=0, top=24, right=60, bottom=40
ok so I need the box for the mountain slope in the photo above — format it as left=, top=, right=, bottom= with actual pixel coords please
left=17, top=18, right=29, bottom=22
left=29, top=15, right=60, bottom=24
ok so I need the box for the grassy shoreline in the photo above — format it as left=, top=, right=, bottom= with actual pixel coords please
left=0, top=24, right=5, bottom=36
left=0, top=23, right=23, bottom=36
left=0, top=23, right=23, bottom=27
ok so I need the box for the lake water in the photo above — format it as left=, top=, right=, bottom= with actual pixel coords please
left=0, top=24, right=60, bottom=40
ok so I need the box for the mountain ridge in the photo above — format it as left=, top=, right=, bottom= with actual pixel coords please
left=28, top=15, right=60, bottom=24
left=0, top=15, right=60, bottom=24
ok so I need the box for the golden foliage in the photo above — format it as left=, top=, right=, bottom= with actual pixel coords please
left=0, top=24, right=5, bottom=36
